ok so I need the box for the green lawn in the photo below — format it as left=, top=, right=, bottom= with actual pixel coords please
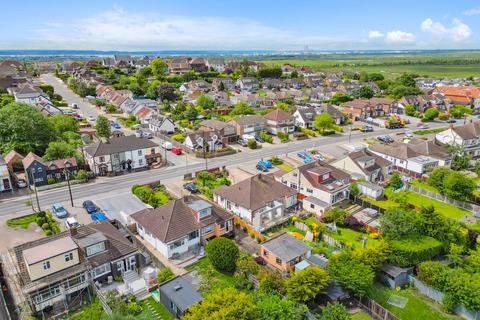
left=327, top=227, right=380, bottom=249
left=351, top=310, right=373, bottom=320
left=275, top=162, right=293, bottom=172
left=409, top=180, right=439, bottom=193
left=185, top=258, right=238, bottom=293
left=413, top=128, right=447, bottom=135
left=141, top=297, right=174, bottom=320
left=367, top=283, right=461, bottom=320
left=6, top=213, right=38, bottom=229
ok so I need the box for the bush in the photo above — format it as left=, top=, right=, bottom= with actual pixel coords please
left=157, top=267, right=175, bottom=283
left=105, top=104, right=117, bottom=113
left=270, top=155, right=283, bottom=165
left=422, top=108, right=439, bottom=121
left=205, top=237, right=239, bottom=272
left=171, top=133, right=185, bottom=142
left=277, top=131, right=289, bottom=142
left=75, top=169, right=88, bottom=181
left=388, top=236, right=443, bottom=267
left=247, top=139, right=258, bottom=149
left=299, top=127, right=317, bottom=137
left=259, top=132, right=273, bottom=143
left=47, top=177, right=56, bottom=185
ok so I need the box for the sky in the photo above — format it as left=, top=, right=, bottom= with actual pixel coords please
left=1, top=0, right=480, bottom=51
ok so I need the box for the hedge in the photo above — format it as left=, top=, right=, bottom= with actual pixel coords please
left=388, top=236, right=442, bottom=267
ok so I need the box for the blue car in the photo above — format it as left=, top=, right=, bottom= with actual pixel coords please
left=111, top=122, right=121, bottom=129
left=82, top=200, right=97, bottom=214
left=52, top=203, right=68, bottom=218
left=91, top=212, right=107, bottom=221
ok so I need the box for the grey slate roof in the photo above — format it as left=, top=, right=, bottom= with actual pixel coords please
left=84, top=135, right=158, bottom=157
left=262, top=233, right=312, bottom=262
left=159, top=276, right=202, bottom=312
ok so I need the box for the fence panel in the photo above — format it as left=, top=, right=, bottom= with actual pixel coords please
left=357, top=297, right=400, bottom=320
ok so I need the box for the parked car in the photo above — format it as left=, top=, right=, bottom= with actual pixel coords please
left=405, top=132, right=414, bottom=138
left=237, top=139, right=247, bottom=147
left=360, top=125, right=374, bottom=132
left=82, top=200, right=97, bottom=214
left=417, top=123, right=430, bottom=129
left=91, top=212, right=107, bottom=221
left=162, top=142, right=173, bottom=150
left=377, top=135, right=394, bottom=143
left=256, top=163, right=269, bottom=172
left=16, top=178, right=27, bottom=188
left=135, top=130, right=143, bottom=138
left=87, top=115, right=95, bottom=122
left=254, top=134, right=265, bottom=143
left=257, top=160, right=272, bottom=169
left=111, top=121, right=121, bottom=129
left=171, top=147, right=182, bottom=155
left=142, top=132, right=153, bottom=139
left=446, top=119, right=457, bottom=123
left=65, top=217, right=80, bottom=229
left=52, top=203, right=68, bottom=218
left=131, top=124, right=142, bottom=130
left=183, top=182, right=198, bottom=193
left=313, top=154, right=325, bottom=161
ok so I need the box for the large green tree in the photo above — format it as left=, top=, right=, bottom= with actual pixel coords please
left=313, top=113, right=335, bottom=133
left=196, top=94, right=215, bottom=110
left=379, top=208, right=419, bottom=240
left=352, top=86, right=375, bottom=99
left=95, top=115, right=111, bottom=138
left=183, top=288, right=255, bottom=320
left=285, top=266, right=330, bottom=303
left=254, top=293, right=308, bottom=320
left=43, top=141, right=78, bottom=161
left=0, top=102, right=54, bottom=154
left=319, top=303, right=351, bottom=320
left=151, top=57, right=167, bottom=78
left=48, top=114, right=80, bottom=136
left=205, top=237, right=239, bottom=272
left=443, top=171, right=476, bottom=201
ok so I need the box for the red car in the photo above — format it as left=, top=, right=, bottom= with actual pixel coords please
left=171, top=147, right=182, bottom=155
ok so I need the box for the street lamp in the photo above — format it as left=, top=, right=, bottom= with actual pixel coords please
left=64, top=167, right=74, bottom=207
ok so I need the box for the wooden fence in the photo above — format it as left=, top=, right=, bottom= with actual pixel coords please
left=357, top=296, right=400, bottom=320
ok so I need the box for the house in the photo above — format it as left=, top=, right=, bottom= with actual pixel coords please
left=213, top=174, right=298, bottom=232
left=284, top=78, right=304, bottom=90
left=148, top=115, right=176, bottom=134
left=184, top=130, right=224, bottom=152
left=132, top=196, right=234, bottom=259
left=189, top=58, right=208, bottom=72
left=181, top=80, right=211, bottom=93
left=263, top=108, right=295, bottom=135
left=343, top=98, right=397, bottom=120
left=331, top=149, right=392, bottom=182
left=275, top=161, right=351, bottom=217
left=0, top=155, right=12, bottom=192
left=228, top=115, right=266, bottom=137
left=369, top=139, right=451, bottom=178
left=205, top=58, right=225, bottom=72
left=199, top=119, right=238, bottom=144
left=261, top=78, right=285, bottom=90
left=7, top=221, right=137, bottom=314
left=436, top=122, right=480, bottom=159
left=22, top=153, right=78, bottom=187
left=35, top=99, right=62, bottom=116
left=212, top=77, right=235, bottom=91
left=134, top=107, right=157, bottom=124
left=83, top=136, right=161, bottom=176
left=293, top=104, right=345, bottom=128
left=380, top=264, right=413, bottom=289
left=159, top=276, right=202, bottom=318
left=166, top=62, right=191, bottom=75
left=435, top=86, right=480, bottom=105
left=4, top=150, right=24, bottom=171
left=8, top=83, right=49, bottom=105
left=230, top=92, right=260, bottom=107
left=236, top=77, right=259, bottom=91
left=260, top=233, right=312, bottom=273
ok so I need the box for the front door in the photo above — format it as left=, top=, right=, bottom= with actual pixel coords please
left=2, top=178, right=11, bottom=190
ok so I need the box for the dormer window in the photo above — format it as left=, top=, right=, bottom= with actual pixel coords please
left=65, top=252, right=74, bottom=262
left=42, top=261, right=51, bottom=270
left=86, top=242, right=106, bottom=256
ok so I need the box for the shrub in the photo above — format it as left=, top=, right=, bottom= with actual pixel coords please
left=388, top=236, right=443, bottom=267
left=205, top=237, right=239, bottom=272
left=247, top=139, right=258, bottom=149
left=299, top=127, right=317, bottom=137
left=157, top=267, right=175, bottom=283
left=75, top=169, right=88, bottom=181
left=277, top=131, right=289, bottom=142
left=270, top=155, right=282, bottom=165
left=47, top=177, right=56, bottom=185
left=41, top=223, right=50, bottom=230
left=171, top=133, right=185, bottom=142
left=105, top=104, right=117, bottom=113
left=422, top=108, right=439, bottom=121
left=45, top=230, right=53, bottom=236
left=259, top=132, right=273, bottom=143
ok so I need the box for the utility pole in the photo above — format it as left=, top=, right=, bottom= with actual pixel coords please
left=348, top=123, right=352, bottom=143
left=31, top=169, right=40, bottom=212
left=64, top=168, right=74, bottom=207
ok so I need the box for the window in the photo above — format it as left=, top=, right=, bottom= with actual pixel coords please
left=263, top=250, right=269, bottom=257
left=151, top=148, right=156, bottom=154
left=276, top=257, right=282, bottom=265
left=37, top=167, right=43, bottom=172
left=310, top=203, right=315, bottom=209
left=188, top=230, right=199, bottom=240
left=138, top=150, right=142, bottom=156
left=219, top=222, right=226, bottom=229
left=86, top=242, right=106, bottom=256
left=64, top=252, right=74, bottom=262
left=293, top=172, right=297, bottom=177
left=99, top=156, right=105, bottom=162
left=169, top=239, right=185, bottom=250
left=139, top=159, right=143, bottom=166
left=199, top=209, right=211, bottom=219
left=92, top=263, right=111, bottom=278
left=42, top=261, right=51, bottom=270
left=202, top=225, right=213, bottom=234
left=307, top=188, right=313, bottom=193
left=117, top=261, right=124, bottom=272
left=290, top=183, right=297, bottom=189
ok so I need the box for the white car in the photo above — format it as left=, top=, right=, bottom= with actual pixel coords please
left=162, top=142, right=173, bottom=150
left=65, top=217, right=80, bottom=229
left=88, top=115, right=96, bottom=122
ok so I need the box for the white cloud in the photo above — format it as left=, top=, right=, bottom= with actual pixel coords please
left=32, top=7, right=352, bottom=50
left=385, top=30, right=416, bottom=43
left=421, top=18, right=471, bottom=41
left=368, top=30, right=384, bottom=39
left=464, top=7, right=480, bottom=16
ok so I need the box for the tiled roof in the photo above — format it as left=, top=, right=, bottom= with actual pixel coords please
left=84, top=135, right=158, bottom=157
left=264, top=108, right=293, bottom=121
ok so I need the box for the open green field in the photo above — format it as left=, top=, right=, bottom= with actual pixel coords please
left=259, top=51, right=480, bottom=79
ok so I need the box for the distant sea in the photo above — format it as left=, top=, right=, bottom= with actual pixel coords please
left=0, top=49, right=479, bottom=59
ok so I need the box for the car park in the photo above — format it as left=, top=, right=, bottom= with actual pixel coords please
left=52, top=203, right=68, bottom=218
left=183, top=182, right=198, bottom=193
left=82, top=200, right=97, bottom=214
left=16, top=178, right=27, bottom=188
left=65, top=217, right=80, bottom=229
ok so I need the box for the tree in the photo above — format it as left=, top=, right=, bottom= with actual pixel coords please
left=95, top=115, right=111, bottom=138
left=352, top=86, right=375, bottom=99
left=422, top=108, right=439, bottom=121
left=327, top=93, right=352, bottom=105
left=236, top=251, right=259, bottom=275
left=257, top=67, right=282, bottom=78
left=151, top=57, right=167, bottom=78
left=254, top=294, right=308, bottom=320
left=388, top=172, right=402, bottom=190
left=0, top=102, right=54, bottom=154
left=258, top=270, right=286, bottom=295
left=417, top=205, right=465, bottom=246
left=350, top=182, right=360, bottom=197
left=404, top=104, right=416, bottom=116
left=323, top=208, right=348, bottom=225
left=157, top=267, right=175, bottom=283
left=183, top=288, right=255, bottom=320
left=314, top=113, right=335, bottom=133
left=157, top=84, right=177, bottom=101
left=427, top=167, right=451, bottom=191
left=443, top=171, right=476, bottom=201
left=231, top=101, right=254, bottom=115
left=327, top=252, right=374, bottom=297
left=196, top=95, right=215, bottom=109
left=48, top=114, right=79, bottom=136
left=205, top=237, right=239, bottom=272
left=475, top=161, right=480, bottom=177
left=379, top=208, right=419, bottom=240
left=185, top=105, right=199, bottom=121
left=352, top=241, right=390, bottom=271
left=0, top=94, right=14, bottom=108
left=39, top=84, right=54, bottom=97
left=449, top=105, right=473, bottom=119
left=285, top=266, right=330, bottom=303
left=389, top=85, right=422, bottom=99
left=451, top=152, right=472, bottom=171
left=43, top=141, right=78, bottom=161
left=319, top=303, right=351, bottom=320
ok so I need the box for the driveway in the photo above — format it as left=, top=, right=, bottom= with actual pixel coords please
left=94, top=191, right=150, bottom=225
